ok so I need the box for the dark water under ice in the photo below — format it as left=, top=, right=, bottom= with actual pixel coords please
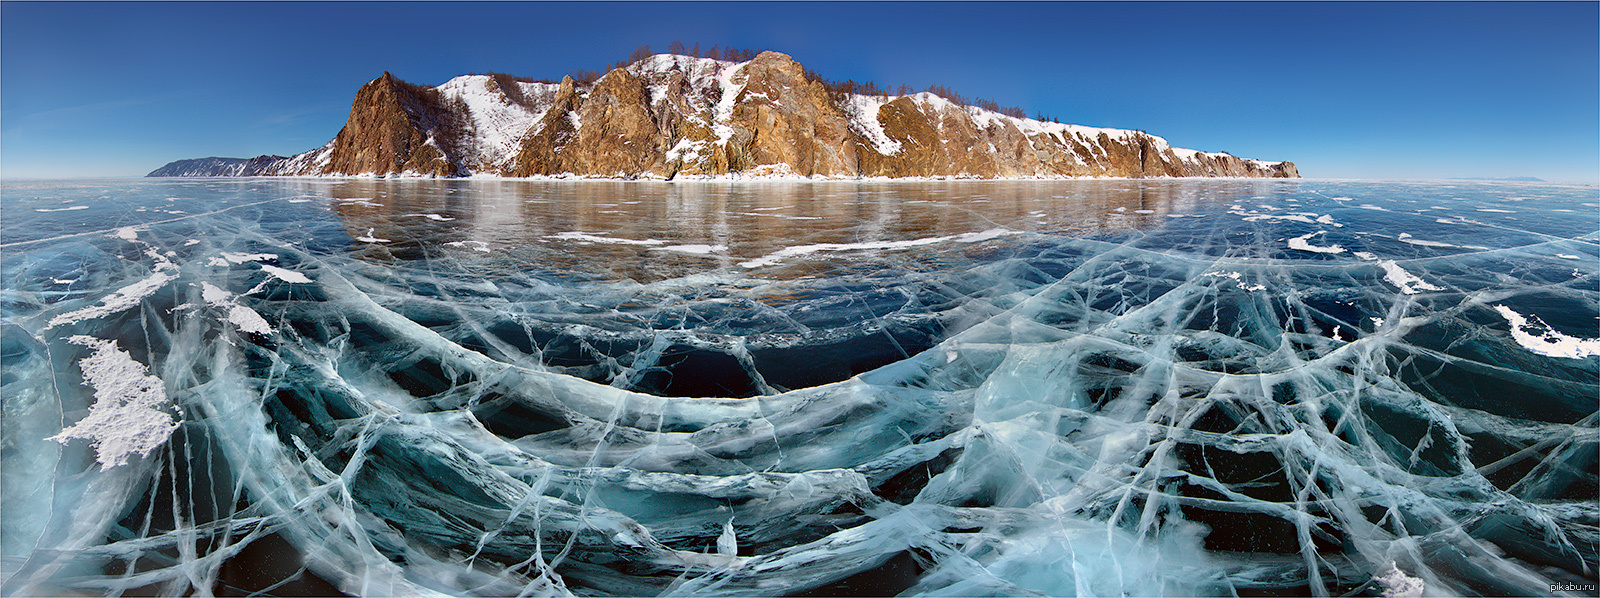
left=1, top=177, right=1596, bottom=597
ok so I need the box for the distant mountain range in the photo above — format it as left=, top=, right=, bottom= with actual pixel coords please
left=148, top=52, right=1298, bottom=180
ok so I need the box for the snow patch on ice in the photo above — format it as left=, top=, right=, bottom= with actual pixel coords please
left=1396, top=233, right=1487, bottom=250
left=740, top=228, right=1015, bottom=268
left=1374, top=563, right=1425, bottom=598
left=48, top=336, right=178, bottom=469
left=1377, top=261, right=1443, bottom=295
left=46, top=271, right=178, bottom=329
left=1205, top=271, right=1265, bottom=292
left=219, top=252, right=277, bottom=264
left=407, top=213, right=456, bottom=221
left=200, top=282, right=274, bottom=335
left=1494, top=305, right=1600, bottom=359
left=652, top=244, right=728, bottom=255
left=260, top=264, right=313, bottom=284
left=444, top=240, right=492, bottom=252
left=35, top=205, right=88, bottom=212
left=1288, top=232, right=1346, bottom=254
left=355, top=228, right=390, bottom=243
left=547, top=232, right=665, bottom=246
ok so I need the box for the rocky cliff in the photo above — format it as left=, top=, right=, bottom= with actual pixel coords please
left=149, top=52, right=1297, bottom=179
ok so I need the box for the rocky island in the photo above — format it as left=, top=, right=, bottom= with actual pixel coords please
left=149, top=51, right=1297, bottom=180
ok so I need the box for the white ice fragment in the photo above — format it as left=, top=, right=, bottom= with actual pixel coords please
left=1372, top=317, right=1385, bottom=327
left=46, top=271, right=178, bottom=328
left=1374, top=563, right=1425, bottom=598
left=1377, top=261, right=1443, bottom=295
left=52, top=278, right=77, bottom=285
left=260, top=264, right=313, bottom=284
left=200, top=281, right=231, bottom=304
left=48, top=336, right=178, bottom=469
left=1133, top=209, right=1156, bottom=214
left=112, top=226, right=140, bottom=240
left=1353, top=252, right=1378, bottom=261
left=1315, top=214, right=1342, bottom=227
left=407, top=213, right=456, bottom=221
left=739, top=229, right=1015, bottom=268
left=1493, top=305, right=1600, bottom=359
left=444, top=240, right=492, bottom=253
left=183, top=239, right=201, bottom=246
left=1203, top=270, right=1264, bottom=291
left=1476, top=208, right=1514, bottom=213
left=1288, top=232, right=1346, bottom=254
left=226, top=305, right=273, bottom=335
left=201, top=282, right=275, bottom=335
left=1557, top=254, right=1582, bottom=260
left=219, top=252, right=277, bottom=264
left=547, top=232, right=665, bottom=246
left=716, top=518, right=738, bottom=558
left=1396, top=233, right=1486, bottom=250
left=356, top=228, right=391, bottom=243
left=652, top=244, right=728, bottom=255
left=35, top=205, right=88, bottom=212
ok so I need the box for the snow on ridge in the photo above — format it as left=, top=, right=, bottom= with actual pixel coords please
left=845, top=95, right=902, bottom=155
left=712, top=61, right=751, bottom=146
left=437, top=75, right=559, bottom=170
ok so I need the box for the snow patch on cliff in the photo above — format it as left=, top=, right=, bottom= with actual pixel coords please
left=438, top=75, right=556, bottom=170
left=845, top=95, right=902, bottom=156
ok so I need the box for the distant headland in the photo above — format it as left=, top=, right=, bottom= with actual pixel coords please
left=149, top=49, right=1297, bottom=180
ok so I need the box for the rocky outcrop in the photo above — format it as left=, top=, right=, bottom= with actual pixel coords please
left=150, top=52, right=1297, bottom=179
left=320, top=72, right=463, bottom=177
left=725, top=52, right=858, bottom=177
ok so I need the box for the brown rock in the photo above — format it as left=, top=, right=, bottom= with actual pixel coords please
left=725, top=52, right=858, bottom=177
left=322, top=72, right=459, bottom=176
left=172, top=56, right=1299, bottom=180
left=506, top=76, right=582, bottom=177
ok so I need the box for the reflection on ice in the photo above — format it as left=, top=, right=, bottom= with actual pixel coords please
left=1, top=178, right=1596, bottom=597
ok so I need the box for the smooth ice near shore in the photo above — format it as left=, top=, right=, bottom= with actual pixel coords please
left=2, top=178, right=1596, bottom=597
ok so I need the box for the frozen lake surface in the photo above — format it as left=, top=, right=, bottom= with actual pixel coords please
left=2, top=178, right=1596, bottom=596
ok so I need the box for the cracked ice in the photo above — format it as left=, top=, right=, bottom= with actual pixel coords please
left=1, top=177, right=1596, bottom=597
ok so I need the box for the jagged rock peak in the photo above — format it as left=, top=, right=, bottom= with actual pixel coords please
left=149, top=53, right=1298, bottom=180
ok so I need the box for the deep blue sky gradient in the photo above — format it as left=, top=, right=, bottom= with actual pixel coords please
left=2, top=1, right=1596, bottom=181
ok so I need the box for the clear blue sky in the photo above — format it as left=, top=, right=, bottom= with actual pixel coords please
left=2, top=1, right=1596, bottom=181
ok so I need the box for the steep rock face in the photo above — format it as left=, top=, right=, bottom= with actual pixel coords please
left=322, top=72, right=459, bottom=176
left=150, top=52, right=1298, bottom=179
left=506, top=76, right=585, bottom=177
left=724, top=52, right=857, bottom=177
left=563, top=69, right=666, bottom=176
